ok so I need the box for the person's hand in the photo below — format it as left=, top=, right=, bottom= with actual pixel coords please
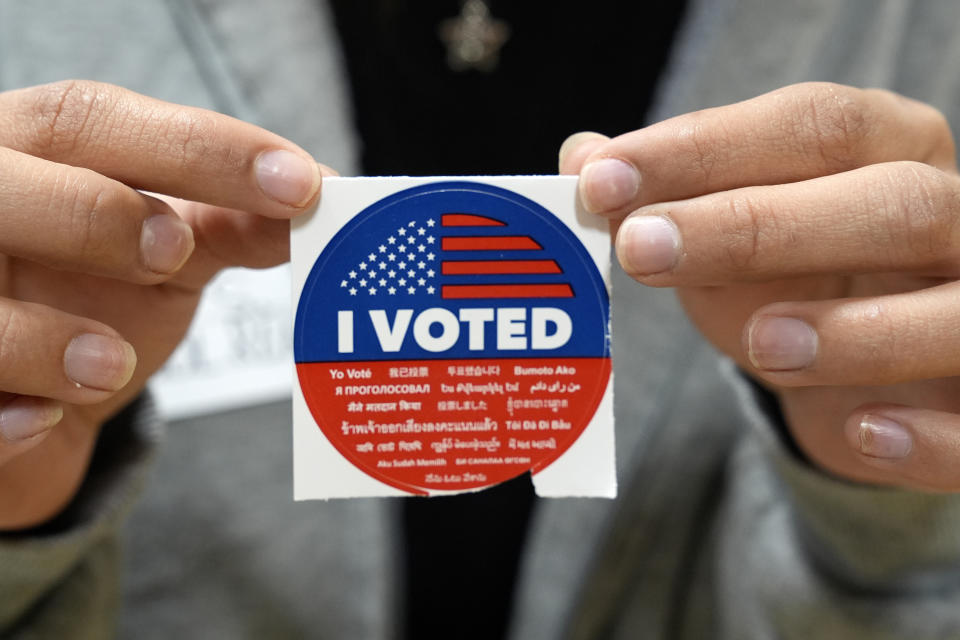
left=560, top=82, right=960, bottom=491
left=0, top=80, right=329, bottom=529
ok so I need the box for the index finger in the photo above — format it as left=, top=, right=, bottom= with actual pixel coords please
left=0, top=80, right=322, bottom=218
left=574, top=82, right=956, bottom=217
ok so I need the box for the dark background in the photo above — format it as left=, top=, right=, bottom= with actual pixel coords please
left=328, top=2, right=688, bottom=638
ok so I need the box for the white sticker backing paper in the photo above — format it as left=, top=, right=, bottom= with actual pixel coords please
left=291, top=176, right=615, bottom=499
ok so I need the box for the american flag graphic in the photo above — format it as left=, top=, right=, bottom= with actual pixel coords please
left=339, top=213, right=573, bottom=300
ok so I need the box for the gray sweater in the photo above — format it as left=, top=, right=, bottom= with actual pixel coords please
left=2, top=1, right=960, bottom=638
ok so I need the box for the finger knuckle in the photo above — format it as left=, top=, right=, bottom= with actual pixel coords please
left=716, top=194, right=772, bottom=272
left=877, top=161, right=957, bottom=261
left=29, top=80, right=113, bottom=158
left=919, top=103, right=957, bottom=166
left=787, top=82, right=872, bottom=173
left=913, top=99, right=952, bottom=138
left=0, top=307, right=25, bottom=381
left=674, top=112, right=730, bottom=190
left=841, top=301, right=901, bottom=382
left=158, top=110, right=235, bottom=175
left=60, top=174, right=118, bottom=260
left=870, top=89, right=957, bottom=168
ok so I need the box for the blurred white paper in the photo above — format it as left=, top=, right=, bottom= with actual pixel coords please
left=150, top=265, right=292, bottom=420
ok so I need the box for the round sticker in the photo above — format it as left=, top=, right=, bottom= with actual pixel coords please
left=295, top=181, right=610, bottom=495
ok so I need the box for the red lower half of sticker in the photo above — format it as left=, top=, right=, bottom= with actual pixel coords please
left=297, top=357, right=611, bottom=495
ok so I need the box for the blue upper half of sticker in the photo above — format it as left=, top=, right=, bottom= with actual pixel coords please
left=294, top=181, right=610, bottom=362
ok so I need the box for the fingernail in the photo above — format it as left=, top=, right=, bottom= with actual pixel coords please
left=857, top=415, right=913, bottom=459
left=0, top=398, right=63, bottom=442
left=255, top=150, right=321, bottom=207
left=747, top=317, right=818, bottom=371
left=617, top=216, right=680, bottom=275
left=64, top=334, right=137, bottom=391
left=579, top=158, right=641, bottom=213
left=141, top=215, right=194, bottom=274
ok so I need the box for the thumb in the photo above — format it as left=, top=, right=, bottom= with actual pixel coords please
left=558, top=131, right=610, bottom=175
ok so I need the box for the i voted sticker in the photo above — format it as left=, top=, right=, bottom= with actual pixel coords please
left=292, top=177, right=615, bottom=499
